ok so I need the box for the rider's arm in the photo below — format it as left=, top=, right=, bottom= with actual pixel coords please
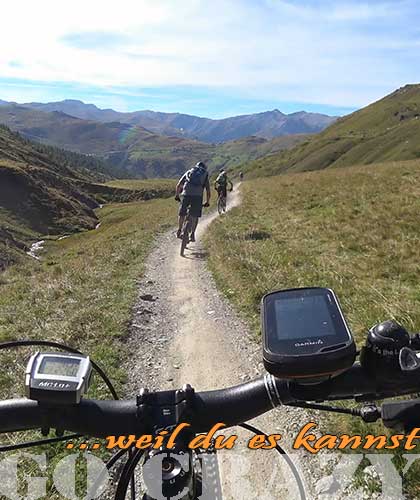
left=176, top=174, right=186, bottom=196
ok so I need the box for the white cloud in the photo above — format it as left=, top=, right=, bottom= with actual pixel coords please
left=0, top=0, right=419, bottom=108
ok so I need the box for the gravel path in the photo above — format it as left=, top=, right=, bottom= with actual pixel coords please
left=122, top=188, right=376, bottom=500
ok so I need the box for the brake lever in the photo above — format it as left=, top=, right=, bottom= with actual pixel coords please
left=399, top=347, right=420, bottom=371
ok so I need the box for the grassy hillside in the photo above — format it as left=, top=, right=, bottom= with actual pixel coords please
left=0, top=105, right=130, bottom=155
left=210, top=134, right=307, bottom=170
left=0, top=126, right=100, bottom=268
left=117, top=126, right=214, bottom=177
left=206, top=159, right=420, bottom=495
left=0, top=105, right=307, bottom=178
left=242, top=84, right=420, bottom=177
left=0, top=127, right=173, bottom=269
left=104, top=178, right=176, bottom=191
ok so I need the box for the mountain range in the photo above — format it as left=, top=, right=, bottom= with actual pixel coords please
left=11, top=99, right=337, bottom=143
left=0, top=103, right=310, bottom=177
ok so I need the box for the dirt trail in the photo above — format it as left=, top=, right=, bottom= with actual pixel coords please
left=126, top=187, right=321, bottom=499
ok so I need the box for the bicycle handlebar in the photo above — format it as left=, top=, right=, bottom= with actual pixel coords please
left=1, top=363, right=420, bottom=438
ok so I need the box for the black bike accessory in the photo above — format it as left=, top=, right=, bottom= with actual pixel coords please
left=381, top=399, right=420, bottom=432
left=137, top=384, right=195, bottom=432
left=359, top=320, right=410, bottom=376
left=143, top=446, right=194, bottom=500
left=25, top=352, right=92, bottom=405
left=0, top=339, right=119, bottom=399
left=262, top=287, right=356, bottom=382
left=409, top=333, right=420, bottom=351
left=0, top=339, right=122, bottom=483
left=399, top=347, right=420, bottom=371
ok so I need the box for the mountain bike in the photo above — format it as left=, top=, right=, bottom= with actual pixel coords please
left=180, top=202, right=209, bottom=257
left=216, top=186, right=232, bottom=215
left=2, top=289, right=420, bottom=499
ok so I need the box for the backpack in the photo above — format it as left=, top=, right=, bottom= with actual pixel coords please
left=216, top=172, right=227, bottom=186
left=186, top=164, right=207, bottom=186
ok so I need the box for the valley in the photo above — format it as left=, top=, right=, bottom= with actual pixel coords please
left=0, top=101, right=320, bottom=178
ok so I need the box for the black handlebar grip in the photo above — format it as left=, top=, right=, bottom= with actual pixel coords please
left=0, top=399, right=142, bottom=438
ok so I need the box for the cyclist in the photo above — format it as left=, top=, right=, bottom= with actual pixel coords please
left=175, top=161, right=210, bottom=242
left=214, top=168, right=233, bottom=203
left=239, top=171, right=244, bottom=181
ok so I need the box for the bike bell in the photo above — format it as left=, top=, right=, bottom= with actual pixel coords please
left=360, top=320, right=410, bottom=375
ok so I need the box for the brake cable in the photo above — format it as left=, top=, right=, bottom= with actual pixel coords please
left=240, top=423, right=306, bottom=500
left=286, top=402, right=381, bottom=422
left=0, top=433, right=82, bottom=452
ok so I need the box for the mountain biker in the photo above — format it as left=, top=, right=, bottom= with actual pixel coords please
left=239, top=171, right=244, bottom=181
left=214, top=168, right=233, bottom=201
left=175, top=161, right=211, bottom=242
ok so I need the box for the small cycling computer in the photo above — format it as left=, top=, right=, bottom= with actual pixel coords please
left=25, top=352, right=92, bottom=405
left=262, top=287, right=356, bottom=382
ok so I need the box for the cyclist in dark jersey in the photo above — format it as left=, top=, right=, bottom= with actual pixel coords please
left=175, top=161, right=211, bottom=242
left=214, top=168, right=233, bottom=199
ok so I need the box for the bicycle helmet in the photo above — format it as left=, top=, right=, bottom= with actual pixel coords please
left=196, top=161, right=207, bottom=169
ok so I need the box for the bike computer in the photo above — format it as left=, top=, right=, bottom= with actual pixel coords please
left=25, top=352, right=92, bottom=404
left=262, top=287, right=356, bottom=382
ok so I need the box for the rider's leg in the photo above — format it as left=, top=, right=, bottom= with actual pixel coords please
left=178, top=196, right=189, bottom=238
left=178, top=215, right=185, bottom=237
left=189, top=197, right=203, bottom=242
left=222, top=186, right=227, bottom=211
left=190, top=217, right=198, bottom=241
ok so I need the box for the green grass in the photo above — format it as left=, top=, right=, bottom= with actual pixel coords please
left=0, top=196, right=175, bottom=497
left=242, top=84, right=420, bottom=178
left=205, top=159, right=420, bottom=497
left=104, top=178, right=176, bottom=190
left=0, top=196, right=174, bottom=391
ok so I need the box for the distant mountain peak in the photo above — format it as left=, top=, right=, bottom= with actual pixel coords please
left=8, top=98, right=337, bottom=143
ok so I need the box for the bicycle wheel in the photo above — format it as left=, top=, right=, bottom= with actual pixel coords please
left=180, top=218, right=191, bottom=256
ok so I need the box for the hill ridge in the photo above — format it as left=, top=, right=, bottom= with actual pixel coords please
left=241, top=83, right=420, bottom=177
left=13, top=98, right=337, bottom=142
left=0, top=104, right=308, bottom=178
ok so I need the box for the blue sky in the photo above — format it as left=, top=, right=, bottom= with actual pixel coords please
left=1, top=0, right=420, bottom=118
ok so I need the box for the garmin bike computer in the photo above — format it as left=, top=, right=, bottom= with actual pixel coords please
left=262, top=287, right=356, bottom=382
left=25, top=352, right=92, bottom=404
